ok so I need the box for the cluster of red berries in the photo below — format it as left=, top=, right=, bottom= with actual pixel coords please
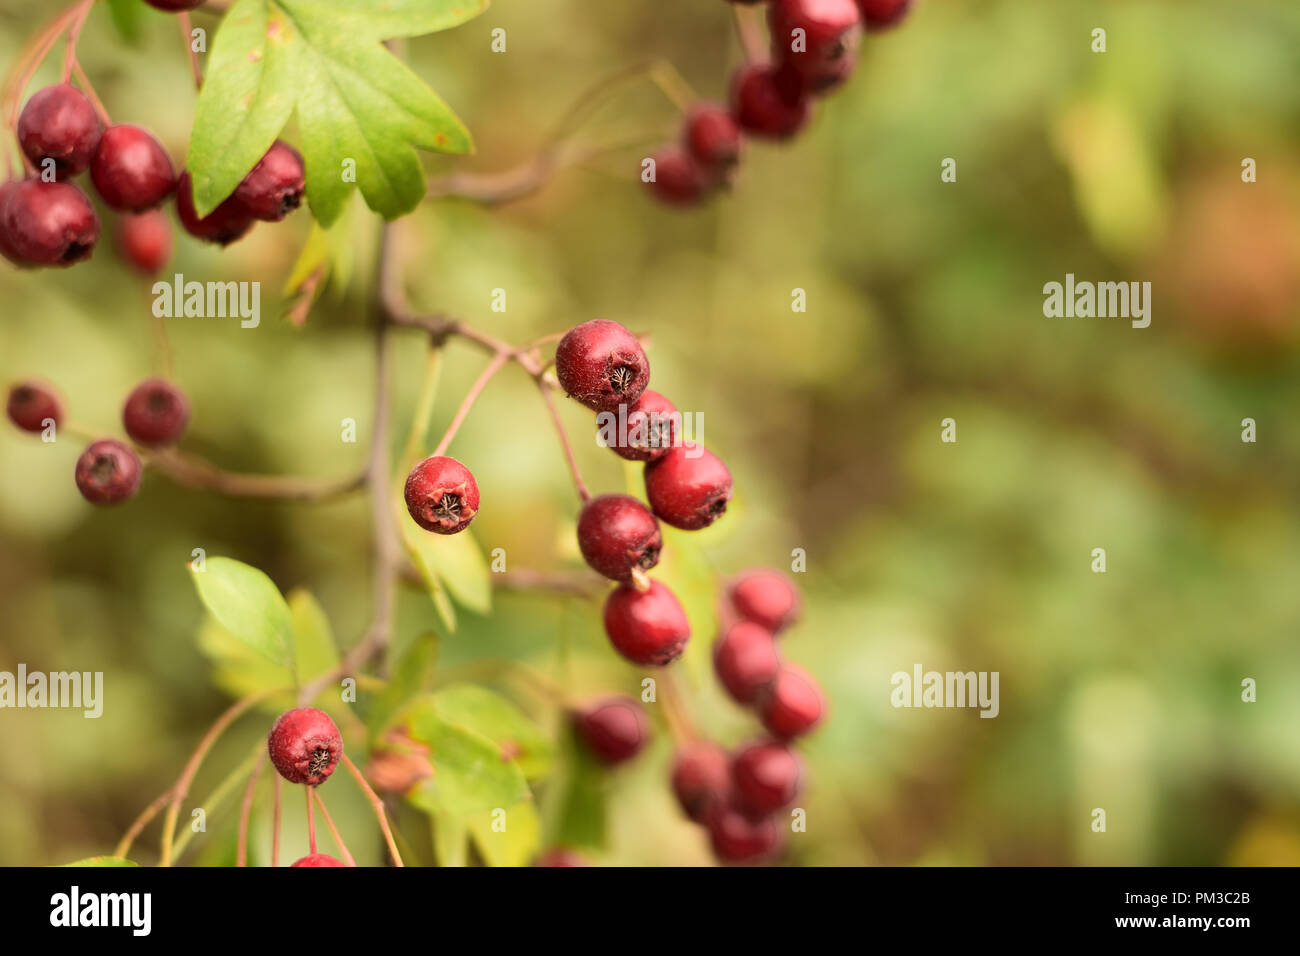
left=646, top=0, right=914, bottom=205
left=5, top=377, right=190, bottom=505
left=266, top=706, right=350, bottom=868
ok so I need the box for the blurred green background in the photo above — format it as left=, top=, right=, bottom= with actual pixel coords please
left=3, top=0, right=1300, bottom=866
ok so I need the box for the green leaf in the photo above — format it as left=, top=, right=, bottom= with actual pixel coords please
left=431, top=813, right=469, bottom=867
left=401, top=515, right=458, bottom=633
left=468, top=801, right=541, bottom=867
left=189, top=556, right=295, bottom=670
left=197, top=617, right=291, bottom=701
left=416, top=527, right=492, bottom=615
left=61, top=856, right=137, bottom=867
left=106, top=0, right=145, bottom=43
left=368, top=632, right=439, bottom=738
left=288, top=589, right=339, bottom=686
left=431, top=684, right=552, bottom=780
left=187, top=0, right=485, bottom=223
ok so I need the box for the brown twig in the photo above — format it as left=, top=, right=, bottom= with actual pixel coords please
left=148, top=448, right=367, bottom=501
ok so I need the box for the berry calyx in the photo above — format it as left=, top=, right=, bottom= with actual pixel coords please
left=234, top=140, right=306, bottom=221
left=730, top=64, right=810, bottom=140
left=769, top=0, right=863, bottom=92
left=290, top=853, right=344, bottom=867
left=643, top=444, right=733, bottom=531
left=671, top=742, right=732, bottom=822
left=175, top=172, right=255, bottom=246
left=647, top=146, right=709, bottom=206
left=759, top=664, right=826, bottom=739
left=604, top=389, right=680, bottom=462
left=856, top=0, right=913, bottom=30
left=576, top=494, right=663, bottom=582
left=603, top=578, right=691, bottom=666
left=729, top=569, right=801, bottom=633
left=713, top=621, right=780, bottom=704
left=555, top=319, right=650, bottom=412
left=90, top=125, right=177, bottom=212
left=7, top=381, right=62, bottom=433
left=117, top=210, right=172, bottom=276
left=17, top=84, right=103, bottom=178
left=732, top=740, right=802, bottom=814
left=573, top=697, right=651, bottom=765
left=122, top=378, right=190, bottom=448
left=535, top=848, right=589, bottom=867
left=267, top=707, right=343, bottom=786
left=1, top=180, right=99, bottom=266
left=684, top=105, right=742, bottom=179
left=707, top=802, right=783, bottom=864
left=403, top=455, right=480, bottom=534
left=74, top=439, right=142, bottom=505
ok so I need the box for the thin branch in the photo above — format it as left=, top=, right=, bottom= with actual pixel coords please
left=305, top=784, right=317, bottom=855
left=342, top=754, right=404, bottom=867
left=71, top=59, right=110, bottom=127
left=312, top=789, right=357, bottom=866
left=113, top=788, right=172, bottom=860
left=430, top=351, right=511, bottom=458
left=149, top=448, right=367, bottom=501
left=537, top=382, right=591, bottom=503
left=61, top=1, right=93, bottom=84
left=236, top=755, right=264, bottom=867
left=177, top=12, right=203, bottom=90
left=272, top=774, right=282, bottom=867
left=732, top=4, right=767, bottom=63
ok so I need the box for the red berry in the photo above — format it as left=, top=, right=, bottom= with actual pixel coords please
left=647, top=146, right=709, bottom=206
left=1, top=180, right=99, bottom=266
left=769, top=0, right=863, bottom=90
left=175, top=171, right=255, bottom=246
left=7, top=381, right=62, bottom=433
left=603, top=579, right=691, bottom=666
left=90, top=125, right=177, bottom=212
left=122, top=378, right=190, bottom=447
left=707, top=802, right=783, bottom=864
left=404, top=455, right=480, bottom=534
left=536, top=848, right=588, bottom=867
left=602, top=389, right=680, bottom=462
left=290, top=853, right=344, bottom=867
left=713, top=621, right=780, bottom=704
left=643, top=444, right=733, bottom=531
left=234, top=140, right=305, bottom=221
left=671, top=742, right=731, bottom=822
left=144, top=0, right=205, bottom=9
left=0, top=181, right=29, bottom=265
left=577, top=494, right=662, bottom=582
left=74, top=439, right=142, bottom=505
left=684, top=104, right=742, bottom=179
left=17, top=84, right=102, bottom=178
left=573, top=697, right=651, bottom=765
left=732, top=740, right=802, bottom=814
left=555, top=319, right=650, bottom=412
left=759, top=664, right=826, bottom=738
left=730, top=63, right=810, bottom=140
left=267, top=707, right=343, bottom=786
left=729, top=568, right=801, bottom=633
left=856, top=0, right=912, bottom=29
left=117, top=210, right=172, bottom=275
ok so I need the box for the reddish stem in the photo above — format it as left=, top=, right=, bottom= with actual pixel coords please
left=61, top=1, right=92, bottom=83
left=236, top=756, right=264, bottom=867
left=312, top=789, right=357, bottom=866
left=177, top=12, right=203, bottom=90
left=342, top=754, right=404, bottom=867
left=538, top=383, right=591, bottom=503
left=72, top=60, right=110, bottom=126
left=305, top=785, right=317, bottom=854
left=272, top=775, right=283, bottom=867
left=430, top=351, right=511, bottom=458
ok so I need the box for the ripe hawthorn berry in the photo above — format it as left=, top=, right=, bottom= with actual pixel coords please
left=17, top=84, right=102, bottom=178
left=643, top=444, right=733, bottom=531
left=648, top=146, right=709, bottom=206
left=290, top=853, right=344, bottom=867
left=267, top=707, right=343, bottom=786
left=707, top=802, right=783, bottom=864
left=117, top=210, right=172, bottom=276
left=555, top=319, right=650, bottom=412
left=759, top=664, right=826, bottom=739
left=684, top=104, right=742, bottom=179
left=573, top=697, right=651, bottom=765
left=122, top=378, right=190, bottom=447
left=0, top=181, right=27, bottom=265
left=730, top=63, right=810, bottom=140
left=535, top=849, right=588, bottom=867
left=671, top=742, right=731, bottom=822
left=1, top=180, right=99, bottom=266
left=856, top=0, right=913, bottom=30
left=729, top=568, right=801, bottom=633
left=769, top=0, right=863, bottom=94
left=576, top=494, right=663, bottom=582
left=234, top=140, right=306, bottom=221
left=732, top=740, right=802, bottom=814
left=404, top=455, right=479, bottom=534
left=713, top=621, right=780, bottom=704
left=6, top=381, right=62, bottom=433
left=604, top=389, right=680, bottom=463
left=603, top=578, right=691, bottom=666
left=175, top=172, right=255, bottom=246
left=74, top=439, right=142, bottom=505
left=90, top=125, right=177, bottom=212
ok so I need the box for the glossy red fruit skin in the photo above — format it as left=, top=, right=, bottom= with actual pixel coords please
left=175, top=172, right=255, bottom=246
left=759, top=664, right=826, bottom=739
left=573, top=697, right=651, bottom=765
left=603, top=389, right=680, bottom=463
left=707, top=802, right=783, bottom=864
left=648, top=146, right=709, bottom=206
left=267, top=707, right=343, bottom=786
left=535, top=849, right=588, bottom=867
left=643, top=444, right=733, bottom=531
left=0, top=181, right=29, bottom=265
left=733, top=740, right=802, bottom=814
left=17, top=84, right=102, bottom=178
left=74, top=439, right=142, bottom=505
left=769, top=0, right=862, bottom=80
left=90, top=125, right=177, bottom=212
left=555, top=320, right=650, bottom=413
left=684, top=105, right=742, bottom=178
left=290, top=853, right=344, bottom=867
left=577, top=494, right=662, bottom=582
left=603, top=579, right=691, bottom=666
left=1, top=180, right=99, bottom=266
left=7, top=382, right=62, bottom=433
left=857, top=0, right=912, bottom=29
left=403, top=455, right=479, bottom=534
left=729, top=569, right=801, bottom=633
left=117, top=210, right=172, bottom=276
left=730, top=64, right=810, bottom=140
left=671, top=742, right=732, bottom=822
left=234, top=140, right=305, bottom=221
left=713, top=621, right=780, bottom=704
left=122, top=378, right=190, bottom=447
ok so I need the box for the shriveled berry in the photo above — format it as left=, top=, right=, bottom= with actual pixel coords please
left=176, top=171, right=254, bottom=246
left=555, top=319, right=650, bottom=412
left=573, top=697, right=651, bottom=765
left=647, top=146, right=709, bottom=206
left=644, top=444, right=733, bottom=531
left=290, top=853, right=344, bottom=867
left=684, top=105, right=742, bottom=179
left=91, top=125, right=177, bottom=212
left=7, top=381, right=62, bottom=433
left=577, top=494, right=662, bottom=582
left=404, top=455, right=480, bottom=534
left=733, top=740, right=802, bottom=814
left=122, top=378, right=189, bottom=447
left=729, top=568, right=801, bottom=633
left=536, top=849, right=588, bottom=867
left=234, top=140, right=305, bottom=221
left=713, top=621, right=780, bottom=704
left=730, top=63, right=810, bottom=140
left=603, top=389, right=680, bottom=462
left=74, top=439, right=142, bottom=505
left=1, top=180, right=99, bottom=266
left=856, top=0, right=913, bottom=29
left=707, top=802, right=783, bottom=864
left=267, top=707, right=343, bottom=786
left=769, top=0, right=862, bottom=89
left=603, top=579, right=691, bottom=666
left=671, top=742, right=731, bottom=822
left=117, top=210, right=172, bottom=275
left=759, top=664, right=826, bottom=739
left=17, top=84, right=102, bottom=177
